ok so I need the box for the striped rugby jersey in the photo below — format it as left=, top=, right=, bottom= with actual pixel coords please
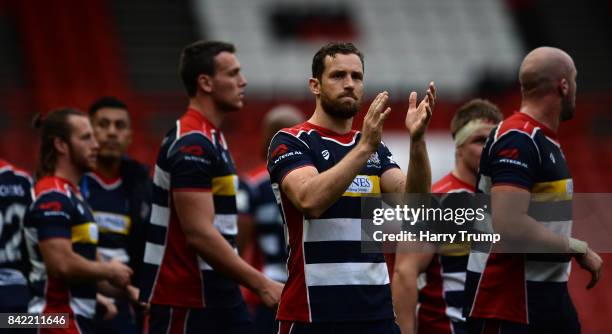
left=81, top=172, right=131, bottom=263
left=24, top=176, right=99, bottom=320
left=464, top=112, right=574, bottom=324
left=0, top=160, right=33, bottom=308
left=240, top=163, right=287, bottom=283
left=267, top=121, right=400, bottom=322
left=140, top=108, right=243, bottom=308
left=418, top=173, right=474, bottom=334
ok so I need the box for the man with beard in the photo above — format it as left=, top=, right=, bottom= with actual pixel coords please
left=267, top=42, right=436, bottom=333
left=464, top=47, right=603, bottom=333
left=25, top=108, right=133, bottom=334
left=139, top=40, right=282, bottom=334
left=80, top=97, right=151, bottom=334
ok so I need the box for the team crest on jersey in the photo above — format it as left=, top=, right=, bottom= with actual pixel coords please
left=367, top=152, right=381, bottom=168
left=321, top=150, right=330, bottom=160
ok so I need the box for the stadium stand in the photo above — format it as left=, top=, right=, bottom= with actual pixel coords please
left=0, top=0, right=610, bottom=332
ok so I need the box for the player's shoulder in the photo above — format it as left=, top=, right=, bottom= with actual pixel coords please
left=269, top=123, right=313, bottom=156
left=494, top=112, right=546, bottom=143
left=170, top=123, right=218, bottom=160
left=302, top=121, right=359, bottom=146
left=273, top=121, right=359, bottom=147
left=276, top=122, right=311, bottom=138
left=30, top=178, right=75, bottom=218
left=34, top=176, right=74, bottom=200
left=176, top=109, right=216, bottom=143
left=272, top=122, right=313, bottom=146
left=0, top=159, right=33, bottom=184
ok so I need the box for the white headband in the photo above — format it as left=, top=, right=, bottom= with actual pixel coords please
left=454, top=119, right=491, bottom=147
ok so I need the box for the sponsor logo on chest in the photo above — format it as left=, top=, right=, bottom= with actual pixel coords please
left=347, top=175, right=374, bottom=193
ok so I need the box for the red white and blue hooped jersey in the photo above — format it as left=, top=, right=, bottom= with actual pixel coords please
left=418, top=173, right=474, bottom=334
left=267, top=121, right=400, bottom=323
left=140, top=108, right=242, bottom=309
left=0, top=160, right=33, bottom=307
left=80, top=172, right=131, bottom=263
left=239, top=163, right=288, bottom=283
left=24, top=176, right=99, bottom=319
left=464, top=112, right=573, bottom=324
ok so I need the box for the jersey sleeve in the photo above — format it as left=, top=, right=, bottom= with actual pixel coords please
left=378, top=141, right=401, bottom=173
left=267, top=132, right=315, bottom=185
left=488, top=132, right=540, bottom=190
left=168, top=133, right=218, bottom=191
left=26, top=193, right=73, bottom=240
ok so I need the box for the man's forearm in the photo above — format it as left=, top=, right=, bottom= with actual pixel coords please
left=405, top=139, right=431, bottom=193
left=491, top=188, right=576, bottom=254
left=49, top=253, right=110, bottom=283
left=292, top=143, right=373, bottom=217
left=186, top=223, right=267, bottom=293
left=392, top=270, right=418, bottom=334
left=497, top=213, right=572, bottom=253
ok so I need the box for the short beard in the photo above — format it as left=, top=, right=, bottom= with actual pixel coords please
left=560, top=94, right=574, bottom=121
left=320, top=91, right=360, bottom=120
left=69, top=144, right=94, bottom=174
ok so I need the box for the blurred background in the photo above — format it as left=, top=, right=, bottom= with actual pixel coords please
left=0, top=0, right=610, bottom=332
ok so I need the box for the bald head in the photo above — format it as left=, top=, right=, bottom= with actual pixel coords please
left=263, top=105, right=305, bottom=135
left=261, top=105, right=305, bottom=158
left=519, top=47, right=576, bottom=99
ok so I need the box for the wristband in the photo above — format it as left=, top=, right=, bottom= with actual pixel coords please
left=569, top=237, right=588, bottom=254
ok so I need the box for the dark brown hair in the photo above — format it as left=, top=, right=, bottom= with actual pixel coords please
left=89, top=96, right=129, bottom=118
left=33, top=108, right=84, bottom=179
left=312, top=42, right=364, bottom=80
left=179, top=40, right=236, bottom=97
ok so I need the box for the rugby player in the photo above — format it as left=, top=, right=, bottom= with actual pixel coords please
left=25, top=108, right=133, bottom=334
left=81, top=97, right=151, bottom=333
left=393, top=99, right=502, bottom=334
left=464, top=47, right=603, bottom=333
left=139, top=40, right=282, bottom=334
left=0, top=159, right=33, bottom=334
left=267, top=42, right=435, bottom=334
